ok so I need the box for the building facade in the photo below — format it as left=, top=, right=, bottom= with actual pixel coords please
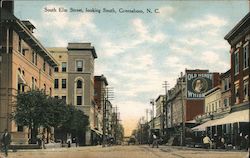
left=48, top=43, right=97, bottom=145
left=0, top=1, right=57, bottom=144
left=224, top=12, right=249, bottom=111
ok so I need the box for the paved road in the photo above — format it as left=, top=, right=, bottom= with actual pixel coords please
left=1, top=145, right=248, bottom=158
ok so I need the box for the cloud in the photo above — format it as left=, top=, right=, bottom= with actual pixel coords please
left=158, top=6, right=176, bottom=22
left=183, top=14, right=227, bottom=29
left=131, top=18, right=167, bottom=44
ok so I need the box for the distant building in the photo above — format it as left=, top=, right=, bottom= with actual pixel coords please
left=94, top=75, right=108, bottom=134
left=48, top=43, right=97, bottom=145
left=154, top=95, right=165, bottom=136
left=0, top=1, right=57, bottom=144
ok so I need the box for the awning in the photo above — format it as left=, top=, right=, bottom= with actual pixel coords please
left=192, top=119, right=218, bottom=131
left=192, top=109, right=250, bottom=131
left=211, top=109, right=249, bottom=126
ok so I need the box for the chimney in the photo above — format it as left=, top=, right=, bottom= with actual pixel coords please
left=1, top=0, right=14, bottom=14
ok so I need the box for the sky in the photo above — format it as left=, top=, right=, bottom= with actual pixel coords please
left=15, top=0, right=249, bottom=136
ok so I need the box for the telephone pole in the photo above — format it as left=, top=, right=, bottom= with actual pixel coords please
left=102, top=87, right=114, bottom=147
left=162, top=81, right=169, bottom=136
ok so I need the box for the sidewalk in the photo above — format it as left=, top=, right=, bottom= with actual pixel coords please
left=160, top=145, right=249, bottom=153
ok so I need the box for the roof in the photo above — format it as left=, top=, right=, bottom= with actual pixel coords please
left=155, top=95, right=165, bottom=102
left=220, top=69, right=230, bottom=78
left=1, top=8, right=58, bottom=67
left=67, top=43, right=98, bottom=59
left=224, top=12, right=250, bottom=42
left=204, top=86, right=221, bottom=96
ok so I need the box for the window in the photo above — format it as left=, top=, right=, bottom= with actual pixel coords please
left=49, top=88, right=52, bottom=96
left=49, top=68, right=52, bottom=76
left=32, top=51, right=35, bottom=64
left=62, top=96, right=66, bottom=102
left=62, top=62, right=67, bottom=72
left=243, top=80, right=249, bottom=101
left=76, top=60, right=83, bottom=72
left=62, top=79, right=66, bottom=88
left=32, top=77, right=35, bottom=90
left=17, top=125, right=23, bottom=132
left=223, top=78, right=230, bottom=91
left=224, top=98, right=228, bottom=107
left=43, top=59, right=46, bottom=71
left=243, top=44, right=249, bottom=69
left=44, top=84, right=46, bottom=93
left=54, top=79, right=59, bottom=89
left=18, top=36, right=22, bottom=53
left=54, top=96, right=59, bottom=99
left=235, top=83, right=239, bottom=103
left=77, top=96, right=82, bottom=105
left=54, top=67, right=58, bottom=72
left=234, top=51, right=239, bottom=75
left=77, top=80, right=82, bottom=88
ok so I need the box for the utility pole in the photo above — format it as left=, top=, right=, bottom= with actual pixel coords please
left=180, top=72, right=185, bottom=146
left=150, top=99, right=154, bottom=133
left=102, top=87, right=114, bottom=147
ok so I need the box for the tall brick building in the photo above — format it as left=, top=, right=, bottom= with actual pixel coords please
left=224, top=12, right=249, bottom=111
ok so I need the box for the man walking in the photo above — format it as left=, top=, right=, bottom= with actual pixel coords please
left=203, top=134, right=211, bottom=149
left=1, top=129, right=11, bottom=157
left=152, top=134, right=158, bottom=148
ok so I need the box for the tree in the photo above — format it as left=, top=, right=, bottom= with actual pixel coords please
left=60, top=105, right=89, bottom=134
left=13, top=90, right=89, bottom=144
left=13, top=90, right=50, bottom=143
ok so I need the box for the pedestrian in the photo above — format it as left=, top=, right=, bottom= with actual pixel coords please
left=42, top=133, right=46, bottom=149
left=245, top=135, right=249, bottom=151
left=75, top=137, right=79, bottom=147
left=203, top=135, right=211, bottom=149
left=152, top=134, right=158, bottom=148
left=1, top=129, right=11, bottom=157
left=67, top=137, right=71, bottom=148
left=36, top=133, right=42, bottom=149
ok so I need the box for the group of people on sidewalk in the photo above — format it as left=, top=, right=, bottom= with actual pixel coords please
left=202, top=133, right=249, bottom=150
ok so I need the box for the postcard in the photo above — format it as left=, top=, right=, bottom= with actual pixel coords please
left=0, top=0, right=249, bottom=158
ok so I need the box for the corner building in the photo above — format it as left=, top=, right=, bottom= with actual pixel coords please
left=0, top=1, right=57, bottom=144
left=48, top=43, right=97, bottom=145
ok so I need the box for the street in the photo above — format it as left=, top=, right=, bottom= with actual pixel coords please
left=2, top=145, right=248, bottom=158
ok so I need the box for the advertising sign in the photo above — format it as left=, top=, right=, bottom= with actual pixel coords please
left=186, top=73, right=213, bottom=99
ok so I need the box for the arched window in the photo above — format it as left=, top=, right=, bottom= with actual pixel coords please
left=77, top=80, right=82, bottom=88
